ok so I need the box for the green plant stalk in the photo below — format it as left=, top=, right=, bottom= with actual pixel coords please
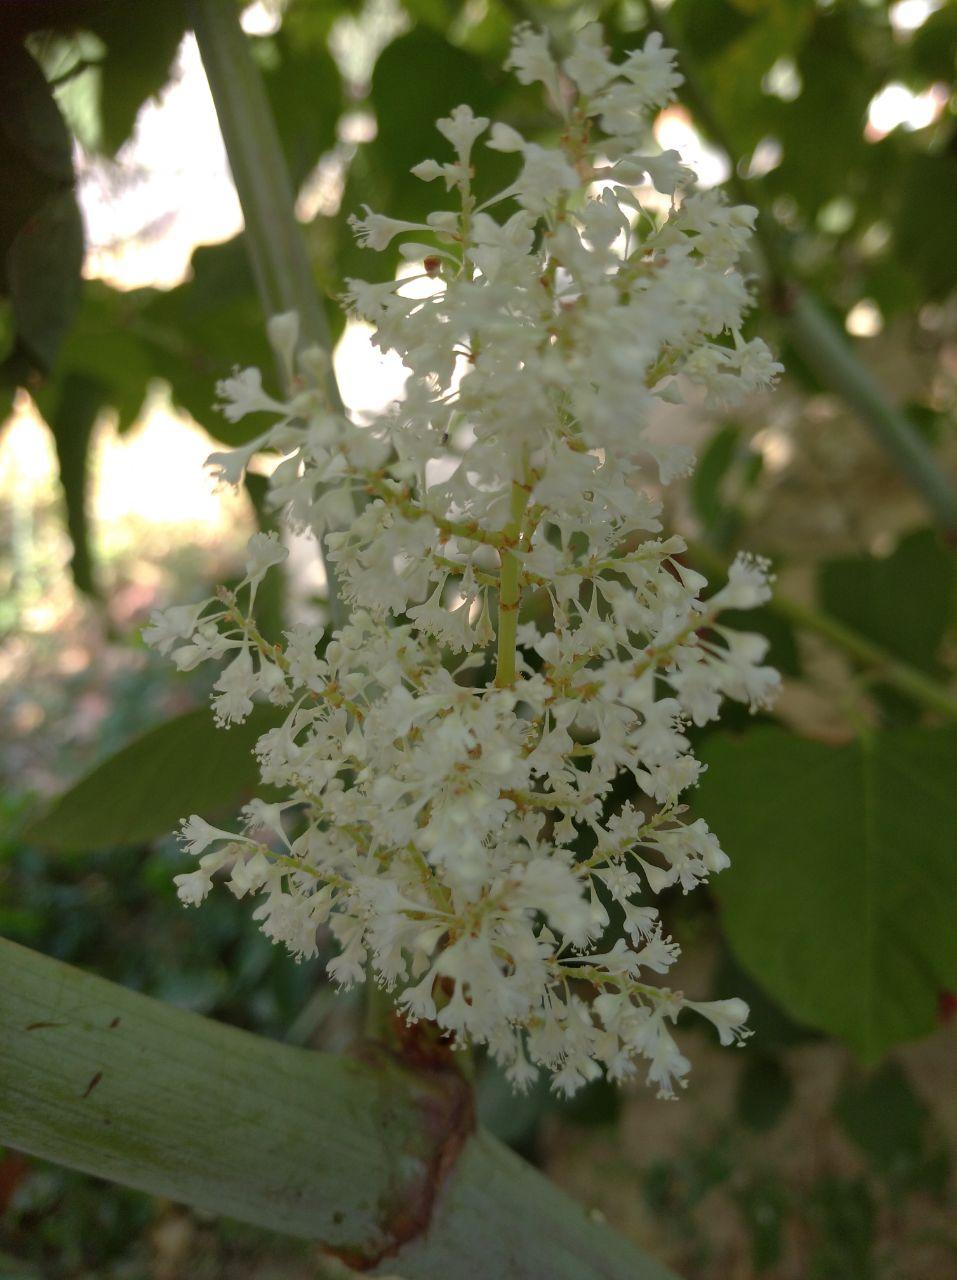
left=495, top=548, right=521, bottom=686
left=690, top=540, right=957, bottom=720
left=772, top=588, right=957, bottom=720
left=0, top=937, right=676, bottom=1280
left=644, top=4, right=957, bottom=541
left=188, top=0, right=346, bottom=624
left=781, top=291, right=957, bottom=539
left=495, top=481, right=531, bottom=687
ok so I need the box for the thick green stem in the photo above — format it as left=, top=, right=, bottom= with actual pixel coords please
left=189, top=0, right=346, bottom=625
left=0, top=938, right=676, bottom=1280
left=690, top=540, right=957, bottom=721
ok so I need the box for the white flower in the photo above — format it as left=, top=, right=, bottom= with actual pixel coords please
left=486, top=121, right=525, bottom=153
left=506, top=24, right=562, bottom=103
left=215, top=368, right=286, bottom=423
left=563, top=24, right=616, bottom=95
left=685, top=997, right=752, bottom=1046
left=266, top=311, right=299, bottom=384
left=154, top=21, right=776, bottom=1099
left=174, top=869, right=213, bottom=907
left=211, top=647, right=256, bottom=726
left=411, top=158, right=444, bottom=182
left=179, top=814, right=235, bottom=856
left=244, top=531, right=289, bottom=585
left=436, top=104, right=489, bottom=161
left=348, top=206, right=430, bottom=251
left=514, top=145, right=578, bottom=213
left=142, top=602, right=208, bottom=654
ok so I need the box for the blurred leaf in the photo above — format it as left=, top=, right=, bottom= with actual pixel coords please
left=477, top=1060, right=550, bottom=1149
left=835, top=1061, right=935, bottom=1191
left=555, top=1075, right=622, bottom=1128
left=142, top=237, right=275, bottom=442
left=84, top=0, right=186, bottom=154
left=907, top=4, right=957, bottom=82
left=692, top=423, right=741, bottom=532
left=4, top=186, right=84, bottom=375
left=808, top=1177, right=876, bottom=1280
left=25, top=704, right=285, bottom=853
left=6, top=1, right=186, bottom=155
left=257, top=24, right=342, bottom=189
left=818, top=529, right=955, bottom=675
left=892, top=152, right=957, bottom=304
left=44, top=371, right=103, bottom=596
left=736, top=1053, right=792, bottom=1132
left=735, top=1174, right=787, bottom=1272
left=50, top=282, right=154, bottom=432
left=0, top=42, right=83, bottom=375
left=698, top=725, right=957, bottom=1059
left=672, top=0, right=813, bottom=155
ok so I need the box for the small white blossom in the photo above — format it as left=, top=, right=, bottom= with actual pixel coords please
left=244, top=531, right=289, bottom=585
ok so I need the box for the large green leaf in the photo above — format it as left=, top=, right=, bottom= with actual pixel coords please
left=45, top=371, right=103, bottom=596
left=25, top=704, right=284, bottom=854
left=1, top=938, right=676, bottom=1278
left=84, top=0, right=186, bottom=154
left=0, top=42, right=83, bottom=376
left=14, top=0, right=187, bottom=155
left=697, top=725, right=957, bottom=1060
left=819, top=529, right=955, bottom=676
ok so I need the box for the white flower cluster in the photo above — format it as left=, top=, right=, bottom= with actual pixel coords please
left=146, top=25, right=781, bottom=1098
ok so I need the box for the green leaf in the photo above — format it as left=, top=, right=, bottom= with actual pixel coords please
left=818, top=529, right=955, bottom=675
left=49, top=281, right=154, bottom=432
left=257, top=24, right=342, bottom=190
left=835, top=1062, right=932, bottom=1190
left=2, top=939, right=677, bottom=1278
left=25, top=704, right=285, bottom=854
left=80, top=0, right=187, bottom=155
left=141, top=237, right=276, bottom=442
left=44, top=371, right=104, bottom=596
left=5, top=185, right=84, bottom=374
left=736, top=1053, right=792, bottom=1132
left=691, top=423, right=741, bottom=532
left=697, top=725, right=957, bottom=1059
left=0, top=43, right=83, bottom=374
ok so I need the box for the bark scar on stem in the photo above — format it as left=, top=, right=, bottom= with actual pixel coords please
left=81, top=1071, right=103, bottom=1099
left=327, top=1030, right=475, bottom=1271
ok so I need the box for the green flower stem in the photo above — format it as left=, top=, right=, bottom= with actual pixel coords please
left=689, top=540, right=957, bottom=721
left=645, top=5, right=957, bottom=541
left=495, top=547, right=522, bottom=686
left=495, top=480, right=532, bottom=687
left=188, top=0, right=346, bottom=624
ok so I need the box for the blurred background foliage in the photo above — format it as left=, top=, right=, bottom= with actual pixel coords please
left=1, top=0, right=957, bottom=1276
